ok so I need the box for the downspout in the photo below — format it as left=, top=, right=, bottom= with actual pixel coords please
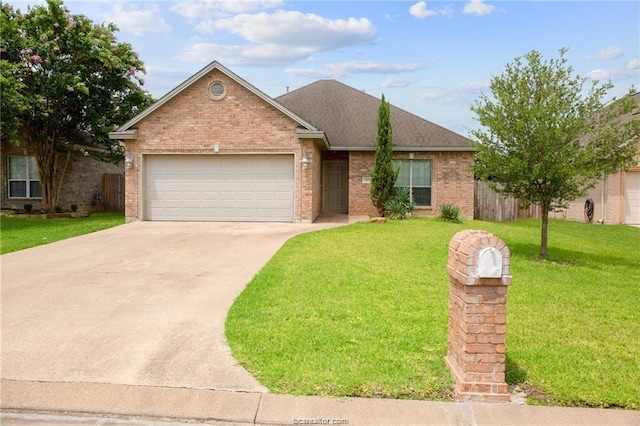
left=619, top=171, right=625, bottom=224
left=600, top=172, right=606, bottom=224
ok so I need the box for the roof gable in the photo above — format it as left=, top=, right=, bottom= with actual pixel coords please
left=276, top=80, right=473, bottom=151
left=110, top=61, right=318, bottom=139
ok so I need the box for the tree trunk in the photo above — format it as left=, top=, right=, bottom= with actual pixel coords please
left=540, top=204, right=550, bottom=259
left=26, top=127, right=69, bottom=213
left=54, top=150, right=72, bottom=209
left=37, top=135, right=58, bottom=213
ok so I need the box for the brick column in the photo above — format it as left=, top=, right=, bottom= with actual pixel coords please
left=445, top=230, right=512, bottom=402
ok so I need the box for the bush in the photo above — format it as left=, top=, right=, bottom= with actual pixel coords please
left=54, top=206, right=63, bottom=213
left=383, top=187, right=415, bottom=220
left=437, top=204, right=463, bottom=223
left=23, top=203, right=33, bottom=213
left=70, top=204, right=78, bottom=212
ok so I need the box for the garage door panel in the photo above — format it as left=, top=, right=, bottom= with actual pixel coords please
left=625, top=172, right=640, bottom=225
left=145, top=155, right=294, bottom=222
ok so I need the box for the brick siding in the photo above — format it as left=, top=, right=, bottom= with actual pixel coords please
left=124, top=69, right=311, bottom=222
left=121, top=68, right=475, bottom=222
left=1, top=141, right=122, bottom=212
left=561, top=142, right=640, bottom=225
left=348, top=151, right=475, bottom=218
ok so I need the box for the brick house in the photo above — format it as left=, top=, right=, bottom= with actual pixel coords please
left=561, top=92, right=640, bottom=225
left=1, top=139, right=123, bottom=213
left=108, top=61, right=475, bottom=223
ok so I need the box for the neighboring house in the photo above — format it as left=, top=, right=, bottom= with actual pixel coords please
left=561, top=92, right=640, bottom=225
left=1, top=139, right=123, bottom=212
left=108, top=61, right=475, bottom=223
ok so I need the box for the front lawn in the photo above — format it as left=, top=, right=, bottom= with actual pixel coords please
left=226, top=218, right=640, bottom=409
left=0, top=212, right=125, bottom=254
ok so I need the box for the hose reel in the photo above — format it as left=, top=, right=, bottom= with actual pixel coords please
left=584, top=198, right=595, bottom=223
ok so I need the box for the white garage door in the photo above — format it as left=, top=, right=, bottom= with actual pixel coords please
left=625, top=171, right=640, bottom=225
left=145, top=154, right=294, bottom=222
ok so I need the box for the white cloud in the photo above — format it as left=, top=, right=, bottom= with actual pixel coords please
left=213, top=11, right=376, bottom=50
left=410, top=2, right=437, bottom=18
left=170, top=0, right=282, bottom=19
left=381, top=77, right=418, bottom=88
left=177, top=10, right=377, bottom=66
left=177, top=10, right=376, bottom=66
left=146, top=66, right=192, bottom=76
left=585, top=69, right=612, bottom=80
left=463, top=0, right=495, bottom=16
left=418, top=92, right=440, bottom=100
left=195, top=19, right=216, bottom=34
left=286, top=61, right=423, bottom=79
left=177, top=42, right=312, bottom=66
left=418, top=81, right=489, bottom=103
left=284, top=68, right=334, bottom=79
left=104, top=3, right=171, bottom=36
left=142, top=66, right=196, bottom=98
left=597, top=46, right=624, bottom=59
left=584, top=60, right=640, bottom=81
left=409, top=1, right=451, bottom=19
left=326, top=61, right=422, bottom=74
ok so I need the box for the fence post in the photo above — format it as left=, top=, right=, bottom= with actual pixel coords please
left=445, top=230, right=512, bottom=402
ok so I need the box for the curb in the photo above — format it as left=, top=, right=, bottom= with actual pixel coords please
left=2, top=380, right=639, bottom=426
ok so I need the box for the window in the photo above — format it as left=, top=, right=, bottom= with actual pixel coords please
left=8, top=156, right=41, bottom=198
left=394, top=159, right=431, bottom=206
left=208, top=81, right=227, bottom=100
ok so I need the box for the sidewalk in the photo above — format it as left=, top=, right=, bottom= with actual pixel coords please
left=2, top=380, right=639, bottom=426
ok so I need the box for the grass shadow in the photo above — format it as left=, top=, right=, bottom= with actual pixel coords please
left=505, top=353, right=527, bottom=385
left=508, top=242, right=639, bottom=270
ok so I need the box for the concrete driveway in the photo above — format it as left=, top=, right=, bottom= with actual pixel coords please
left=1, top=220, right=352, bottom=392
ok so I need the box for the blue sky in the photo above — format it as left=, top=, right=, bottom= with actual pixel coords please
left=11, top=1, right=640, bottom=135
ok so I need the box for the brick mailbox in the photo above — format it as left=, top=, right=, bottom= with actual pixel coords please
left=445, top=230, right=512, bottom=402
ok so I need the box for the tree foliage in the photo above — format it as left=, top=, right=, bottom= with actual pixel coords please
left=0, top=0, right=154, bottom=211
left=370, top=94, right=398, bottom=215
left=472, top=48, right=639, bottom=259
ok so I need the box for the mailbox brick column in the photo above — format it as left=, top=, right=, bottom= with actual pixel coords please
left=445, top=230, right=512, bottom=402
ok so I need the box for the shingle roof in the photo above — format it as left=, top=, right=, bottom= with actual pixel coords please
left=276, top=80, right=473, bottom=151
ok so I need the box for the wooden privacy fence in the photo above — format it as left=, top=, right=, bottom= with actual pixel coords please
left=474, top=181, right=541, bottom=221
left=103, top=173, right=125, bottom=212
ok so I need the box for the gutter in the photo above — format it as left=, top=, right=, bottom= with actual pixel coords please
left=108, top=130, right=137, bottom=140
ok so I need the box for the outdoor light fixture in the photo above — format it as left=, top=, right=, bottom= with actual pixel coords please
left=125, top=154, right=134, bottom=169
left=214, top=143, right=220, bottom=153
left=301, top=154, right=310, bottom=169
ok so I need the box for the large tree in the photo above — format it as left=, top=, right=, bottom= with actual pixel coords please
left=370, top=94, right=398, bottom=215
left=0, top=0, right=153, bottom=212
left=472, top=48, right=639, bottom=259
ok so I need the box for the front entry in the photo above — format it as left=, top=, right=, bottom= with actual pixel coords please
left=323, top=160, right=348, bottom=213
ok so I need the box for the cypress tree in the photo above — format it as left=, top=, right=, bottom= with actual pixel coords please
left=370, top=94, right=397, bottom=215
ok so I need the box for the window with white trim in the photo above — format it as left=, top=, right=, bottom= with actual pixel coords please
left=394, top=159, right=431, bottom=206
left=8, top=156, right=41, bottom=198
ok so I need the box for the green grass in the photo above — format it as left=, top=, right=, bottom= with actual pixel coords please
left=226, top=218, right=640, bottom=408
left=0, top=213, right=125, bottom=254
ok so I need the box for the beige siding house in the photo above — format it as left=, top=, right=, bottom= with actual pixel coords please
left=561, top=92, right=640, bottom=226
left=109, top=61, right=475, bottom=223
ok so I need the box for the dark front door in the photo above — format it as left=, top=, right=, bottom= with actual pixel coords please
left=323, top=161, right=348, bottom=213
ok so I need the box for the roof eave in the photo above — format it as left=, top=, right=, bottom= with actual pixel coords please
left=296, top=130, right=330, bottom=149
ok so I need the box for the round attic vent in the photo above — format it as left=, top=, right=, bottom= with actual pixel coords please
left=208, top=81, right=226, bottom=100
